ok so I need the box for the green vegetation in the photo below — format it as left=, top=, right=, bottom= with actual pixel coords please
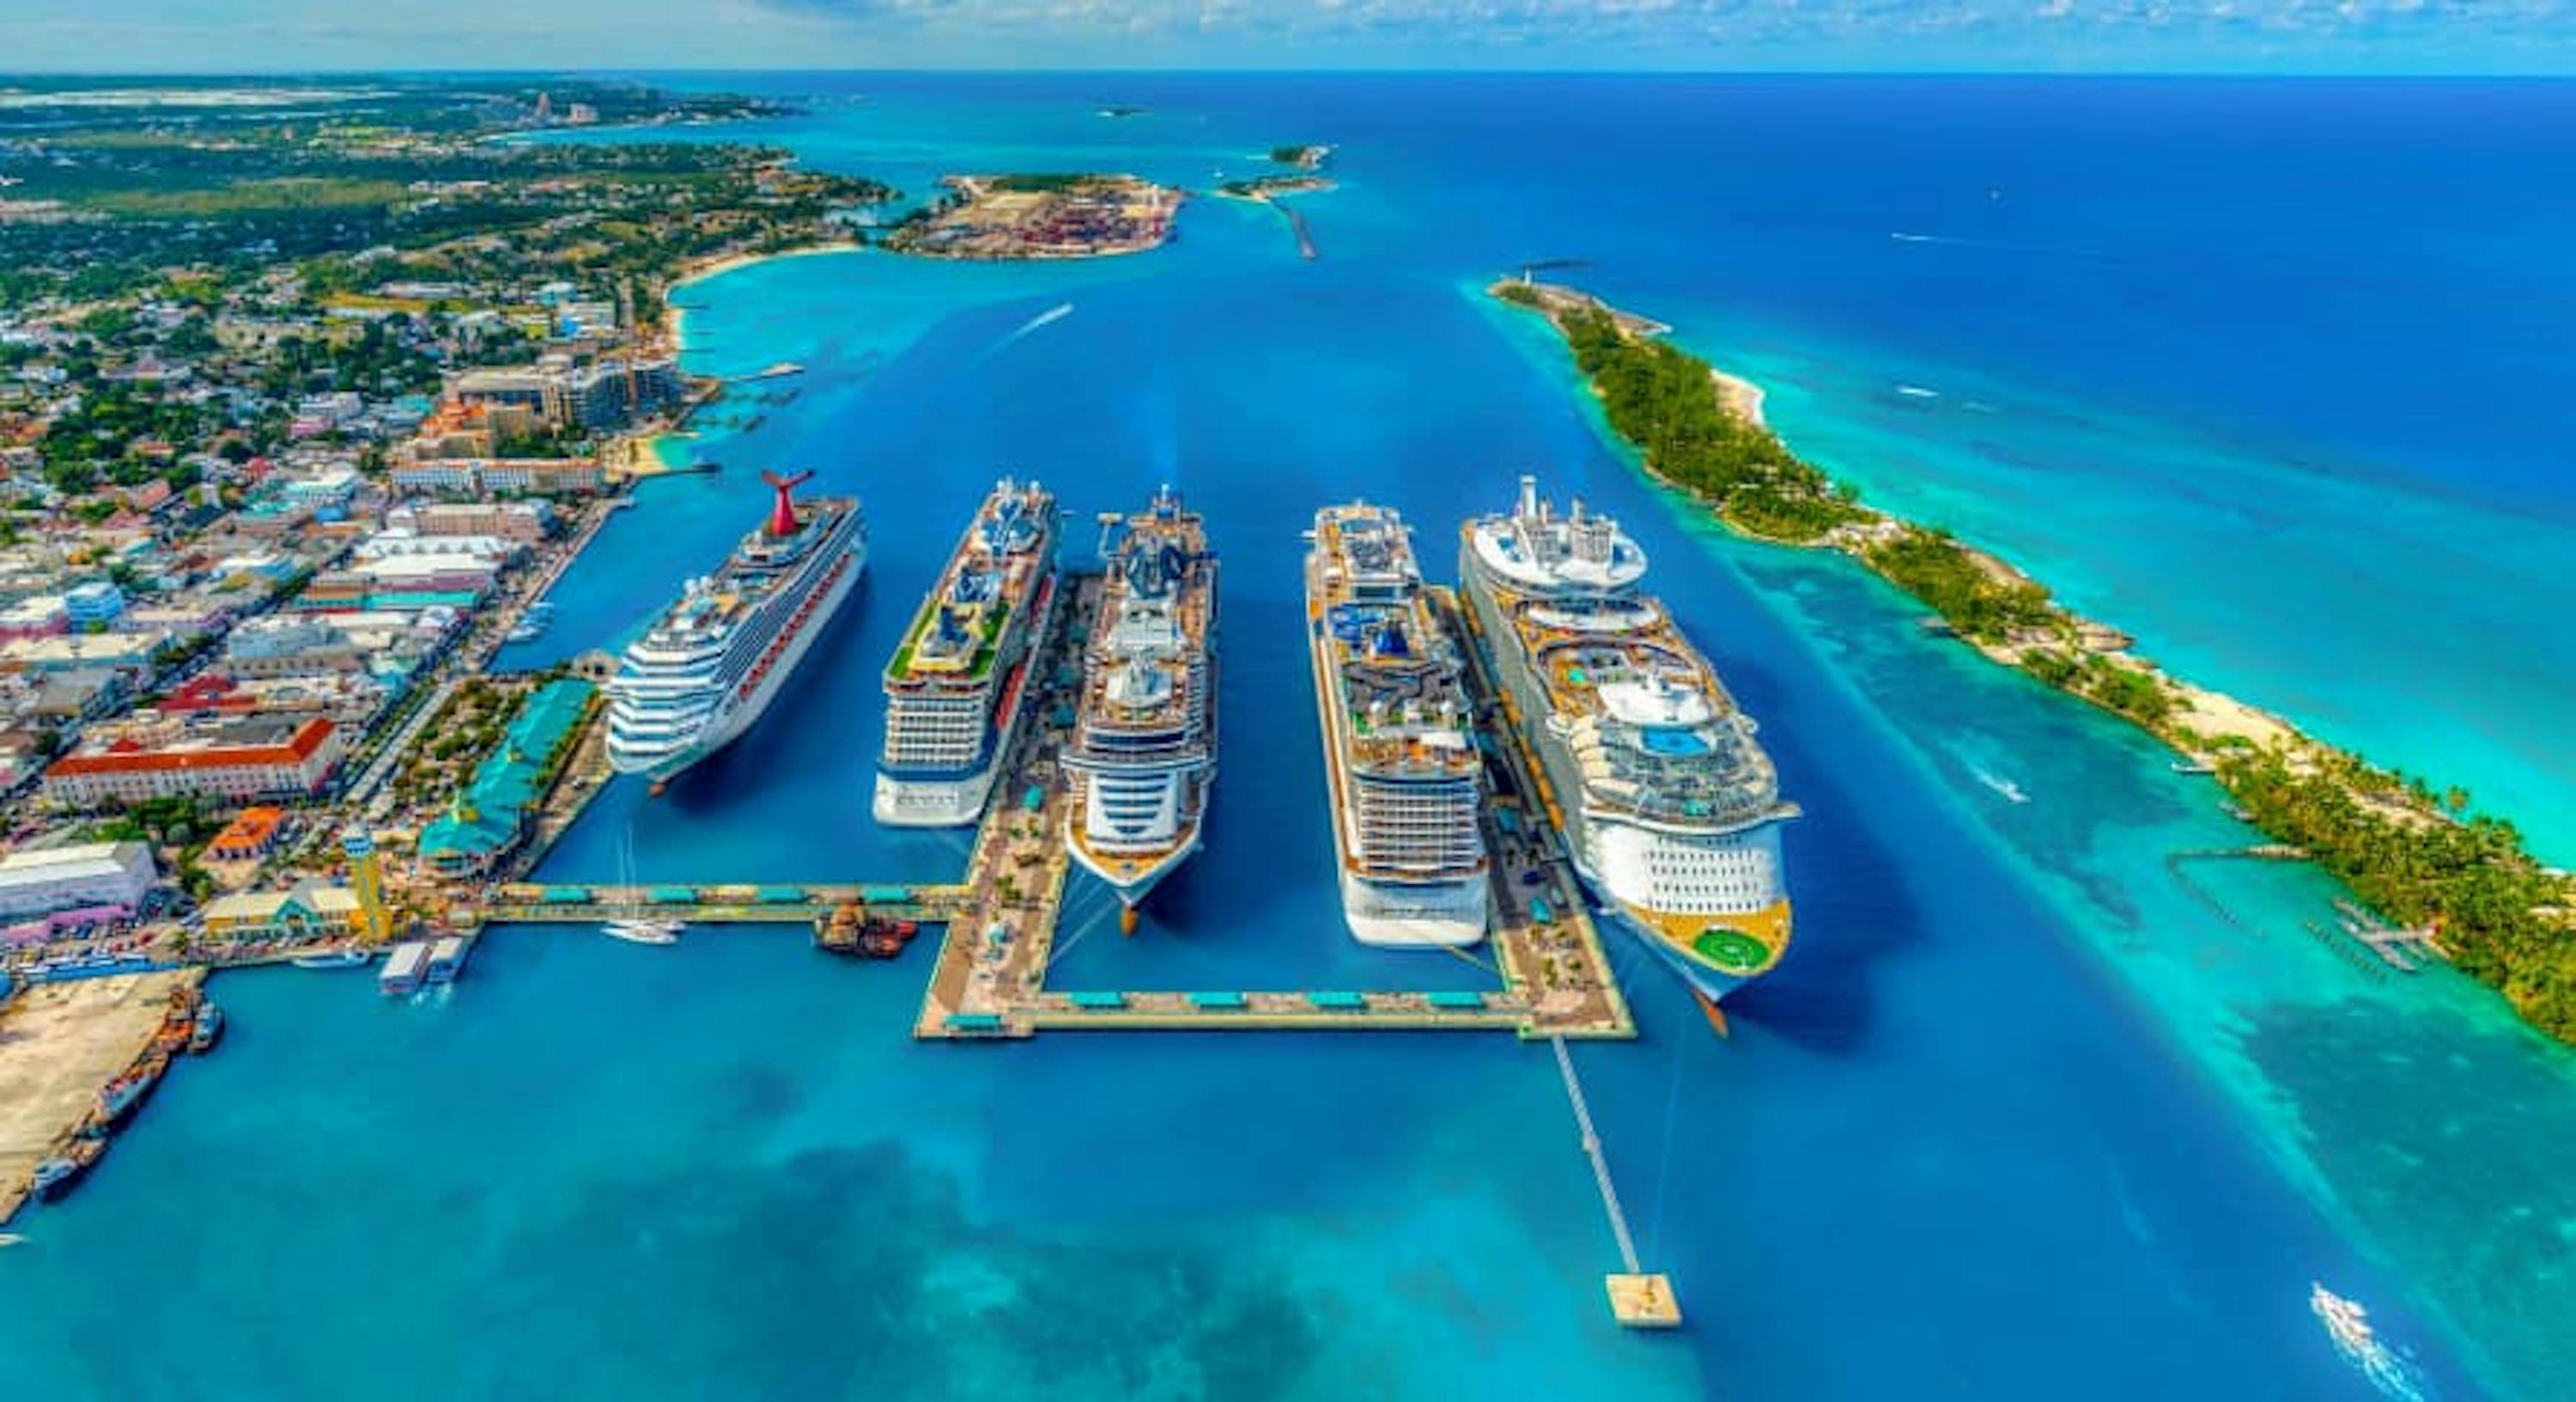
left=2224, top=749, right=2576, bottom=1042
left=0, top=80, right=890, bottom=313
left=1506, top=276, right=2576, bottom=1049
left=1862, top=528, right=2054, bottom=642
left=986, top=173, right=1115, bottom=193
left=1554, top=305, right=1865, bottom=543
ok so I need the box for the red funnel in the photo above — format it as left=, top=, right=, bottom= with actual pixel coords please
left=762, top=470, right=815, bottom=537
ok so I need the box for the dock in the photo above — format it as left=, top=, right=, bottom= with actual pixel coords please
left=1552, top=1035, right=1682, bottom=1326
left=899, top=574, right=1637, bottom=1041
left=461, top=574, right=1641, bottom=1047
left=0, top=970, right=202, bottom=1223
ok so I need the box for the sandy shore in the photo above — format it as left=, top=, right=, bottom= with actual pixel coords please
left=665, top=243, right=862, bottom=358
left=1710, top=368, right=1767, bottom=431
left=1498, top=277, right=2337, bottom=774
left=0, top=971, right=199, bottom=1223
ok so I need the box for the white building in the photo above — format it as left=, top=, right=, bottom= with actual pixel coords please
left=0, top=841, right=159, bottom=920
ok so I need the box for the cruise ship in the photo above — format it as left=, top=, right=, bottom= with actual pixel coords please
left=875, top=479, right=1062, bottom=827
left=1304, top=502, right=1489, bottom=947
left=1063, top=487, right=1217, bottom=931
left=605, top=470, right=866, bottom=788
left=1460, top=476, right=1796, bottom=1006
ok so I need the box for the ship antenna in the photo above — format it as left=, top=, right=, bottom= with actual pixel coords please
left=761, top=469, right=815, bottom=538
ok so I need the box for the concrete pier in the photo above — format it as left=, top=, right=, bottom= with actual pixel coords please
left=465, top=574, right=1641, bottom=1042
left=0, top=970, right=201, bottom=1223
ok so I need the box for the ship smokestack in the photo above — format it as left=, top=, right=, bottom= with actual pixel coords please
left=762, top=469, right=816, bottom=538
left=1517, top=474, right=1539, bottom=520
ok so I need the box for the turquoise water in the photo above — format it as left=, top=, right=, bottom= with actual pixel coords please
left=7, top=76, right=2575, bottom=1399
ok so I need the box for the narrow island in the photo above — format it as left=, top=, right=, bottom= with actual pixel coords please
left=1215, top=144, right=1335, bottom=259
left=1492, top=276, right=2576, bottom=1046
left=879, top=173, right=1182, bottom=260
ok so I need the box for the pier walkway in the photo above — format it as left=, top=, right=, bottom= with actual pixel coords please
left=459, top=574, right=1637, bottom=1042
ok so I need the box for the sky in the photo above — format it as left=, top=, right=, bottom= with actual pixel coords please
left=0, top=1, right=2571, bottom=74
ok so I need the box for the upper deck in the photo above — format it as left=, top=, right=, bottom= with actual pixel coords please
left=1308, top=503, right=1476, bottom=782
left=1074, top=489, right=1214, bottom=747
left=886, top=479, right=1058, bottom=692
left=635, top=491, right=856, bottom=659
left=1463, top=476, right=1648, bottom=598
left=1466, top=482, right=1785, bottom=835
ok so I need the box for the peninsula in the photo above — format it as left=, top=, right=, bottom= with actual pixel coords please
left=881, top=173, right=1182, bottom=260
left=1493, top=276, right=2576, bottom=1046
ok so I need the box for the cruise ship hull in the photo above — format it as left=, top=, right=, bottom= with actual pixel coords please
left=871, top=766, right=1001, bottom=828
left=607, top=546, right=864, bottom=784
left=1309, top=620, right=1488, bottom=949
left=1340, top=871, right=1488, bottom=948
left=1066, top=827, right=1201, bottom=910
left=875, top=578, right=1057, bottom=828
left=1460, top=537, right=1790, bottom=1004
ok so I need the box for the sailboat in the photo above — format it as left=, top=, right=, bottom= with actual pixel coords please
left=601, top=829, right=683, bottom=946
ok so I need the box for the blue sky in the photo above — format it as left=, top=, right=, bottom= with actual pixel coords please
left=2, top=1, right=2571, bottom=73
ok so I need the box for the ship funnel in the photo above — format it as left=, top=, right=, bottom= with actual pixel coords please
left=1516, top=475, right=1539, bottom=519
left=761, top=469, right=815, bottom=538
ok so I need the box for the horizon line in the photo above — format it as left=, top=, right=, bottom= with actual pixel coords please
left=5, top=66, right=2576, bottom=82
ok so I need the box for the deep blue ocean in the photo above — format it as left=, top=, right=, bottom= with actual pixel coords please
left=5, top=76, right=2573, bottom=1399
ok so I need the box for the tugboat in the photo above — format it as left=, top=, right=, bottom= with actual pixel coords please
left=30, top=1138, right=106, bottom=1203
left=812, top=903, right=918, bottom=959
left=185, top=999, right=224, bottom=1055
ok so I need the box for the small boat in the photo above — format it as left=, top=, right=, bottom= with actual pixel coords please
left=2170, top=758, right=2217, bottom=775
left=94, top=1057, right=167, bottom=1129
left=30, top=1139, right=104, bottom=1202
left=292, top=947, right=371, bottom=970
left=0, top=1232, right=25, bottom=1247
left=603, top=918, right=682, bottom=946
left=185, top=1001, right=223, bottom=1055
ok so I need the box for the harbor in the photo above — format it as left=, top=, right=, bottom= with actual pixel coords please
left=0, top=971, right=204, bottom=1223
left=464, top=565, right=1637, bottom=1044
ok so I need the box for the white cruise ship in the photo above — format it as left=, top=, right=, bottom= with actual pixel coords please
left=1459, top=476, right=1795, bottom=1005
left=605, top=470, right=866, bottom=789
left=1063, top=487, right=1216, bottom=931
left=875, top=479, right=1061, bottom=827
left=1305, top=502, right=1489, bottom=947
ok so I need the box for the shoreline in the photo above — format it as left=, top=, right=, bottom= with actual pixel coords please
left=1492, top=278, right=2327, bottom=762
left=665, top=241, right=865, bottom=360
left=1493, top=276, right=2575, bottom=1045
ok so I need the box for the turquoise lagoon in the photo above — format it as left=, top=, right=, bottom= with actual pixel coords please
left=6, top=76, right=2575, bottom=1399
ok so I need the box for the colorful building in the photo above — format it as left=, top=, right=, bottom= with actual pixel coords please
left=0, top=841, right=157, bottom=923
left=42, top=714, right=344, bottom=808
left=198, top=882, right=366, bottom=942
left=205, top=805, right=289, bottom=863
left=416, top=679, right=595, bottom=877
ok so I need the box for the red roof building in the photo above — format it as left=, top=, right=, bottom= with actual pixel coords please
left=42, top=714, right=345, bottom=809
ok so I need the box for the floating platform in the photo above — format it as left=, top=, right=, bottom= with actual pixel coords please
left=1606, top=1273, right=1682, bottom=1328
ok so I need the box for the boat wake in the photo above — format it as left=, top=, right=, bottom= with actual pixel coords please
left=2311, top=1284, right=2428, bottom=1402
left=1893, top=384, right=1941, bottom=403
left=1005, top=301, right=1074, bottom=344
left=1889, top=230, right=2099, bottom=258
left=1969, top=766, right=2031, bottom=804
